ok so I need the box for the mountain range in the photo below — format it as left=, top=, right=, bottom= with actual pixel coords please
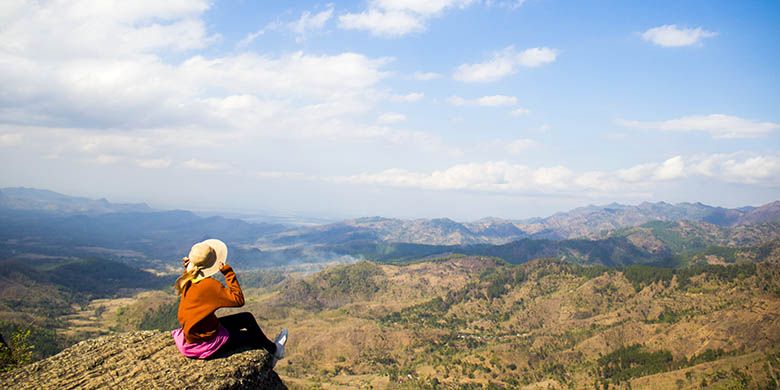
left=0, top=187, right=152, bottom=215
left=3, top=187, right=778, bottom=245
left=1, top=187, right=778, bottom=270
left=258, top=200, right=780, bottom=248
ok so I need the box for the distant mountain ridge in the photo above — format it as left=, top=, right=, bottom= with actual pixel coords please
left=265, top=200, right=780, bottom=247
left=0, top=187, right=152, bottom=214
left=2, top=187, right=777, bottom=248
left=512, top=200, right=779, bottom=239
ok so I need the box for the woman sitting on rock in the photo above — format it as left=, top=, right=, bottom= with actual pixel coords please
left=171, top=239, right=287, bottom=364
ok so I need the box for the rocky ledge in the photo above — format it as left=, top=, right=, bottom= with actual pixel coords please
left=0, top=331, right=286, bottom=389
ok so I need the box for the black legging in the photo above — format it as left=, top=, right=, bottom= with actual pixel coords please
left=218, top=312, right=277, bottom=354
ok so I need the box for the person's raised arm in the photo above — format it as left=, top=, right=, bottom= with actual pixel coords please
left=214, top=263, right=245, bottom=307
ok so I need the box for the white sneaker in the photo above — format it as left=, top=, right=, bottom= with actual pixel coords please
left=272, top=328, right=288, bottom=367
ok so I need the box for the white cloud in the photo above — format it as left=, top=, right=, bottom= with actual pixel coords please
left=516, top=47, right=559, bottom=67
left=652, top=156, right=685, bottom=180
left=0, top=0, right=446, bottom=151
left=617, top=114, right=779, bottom=139
left=236, top=30, right=266, bottom=49
left=0, top=0, right=215, bottom=60
left=453, top=46, right=558, bottom=82
left=240, top=5, right=334, bottom=46
left=337, top=161, right=575, bottom=193
left=377, top=112, right=407, bottom=124
left=690, top=153, right=780, bottom=185
left=484, top=0, right=527, bottom=9
left=290, top=5, right=334, bottom=35
left=180, top=52, right=390, bottom=101
left=412, top=71, right=442, bottom=81
left=447, top=95, right=518, bottom=107
left=339, top=0, right=476, bottom=37
left=335, top=153, right=780, bottom=194
left=339, top=9, right=424, bottom=36
left=641, top=25, right=717, bottom=47
left=391, top=92, right=425, bottom=102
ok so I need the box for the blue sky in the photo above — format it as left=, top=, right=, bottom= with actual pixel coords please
left=0, top=0, right=778, bottom=220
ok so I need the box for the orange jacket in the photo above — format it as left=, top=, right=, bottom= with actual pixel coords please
left=177, top=264, right=245, bottom=343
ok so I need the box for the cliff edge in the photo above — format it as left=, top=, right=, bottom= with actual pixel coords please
left=0, top=331, right=286, bottom=389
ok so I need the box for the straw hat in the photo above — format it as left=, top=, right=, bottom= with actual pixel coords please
left=186, top=239, right=228, bottom=282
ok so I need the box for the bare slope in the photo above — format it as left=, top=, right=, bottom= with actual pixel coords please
left=234, top=255, right=780, bottom=388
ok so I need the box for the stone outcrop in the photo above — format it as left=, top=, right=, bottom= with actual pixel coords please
left=0, top=331, right=286, bottom=389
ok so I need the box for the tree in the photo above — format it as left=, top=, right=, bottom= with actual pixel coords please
left=0, top=328, right=34, bottom=372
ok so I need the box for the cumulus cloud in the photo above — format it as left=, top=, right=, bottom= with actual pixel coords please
left=447, top=95, right=518, bottom=107
left=617, top=114, right=779, bottom=139
left=641, top=25, right=717, bottom=47
left=0, top=1, right=215, bottom=60
left=689, top=153, right=780, bottom=185
left=0, top=1, right=451, bottom=153
left=334, top=154, right=780, bottom=195
left=453, top=46, right=558, bottom=82
left=339, top=0, right=476, bottom=37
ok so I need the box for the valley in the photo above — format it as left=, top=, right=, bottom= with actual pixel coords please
left=1, top=188, right=779, bottom=388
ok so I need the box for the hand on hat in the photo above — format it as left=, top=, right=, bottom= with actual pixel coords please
left=219, top=261, right=231, bottom=274
left=182, top=257, right=190, bottom=269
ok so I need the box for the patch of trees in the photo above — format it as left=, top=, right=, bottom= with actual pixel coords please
left=598, top=344, right=731, bottom=384
left=621, top=263, right=756, bottom=291
left=571, top=264, right=612, bottom=279
left=380, top=288, right=470, bottom=328
left=478, top=267, right=526, bottom=300
left=238, top=269, right=286, bottom=289
left=281, top=261, right=385, bottom=310
left=0, top=257, right=165, bottom=298
left=139, top=301, right=179, bottom=331
left=0, top=328, right=33, bottom=372
left=0, top=322, right=70, bottom=370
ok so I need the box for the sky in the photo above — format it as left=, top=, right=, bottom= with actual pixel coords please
left=0, top=0, right=778, bottom=220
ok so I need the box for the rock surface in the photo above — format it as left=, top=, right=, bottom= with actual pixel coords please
left=0, top=331, right=286, bottom=389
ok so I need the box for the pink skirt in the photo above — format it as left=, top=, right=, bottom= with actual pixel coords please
left=171, top=325, right=230, bottom=359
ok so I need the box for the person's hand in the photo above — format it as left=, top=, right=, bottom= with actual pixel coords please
left=220, top=261, right=231, bottom=274
left=182, top=257, right=190, bottom=269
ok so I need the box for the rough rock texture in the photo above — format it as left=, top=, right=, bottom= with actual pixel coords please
left=0, top=331, right=286, bottom=389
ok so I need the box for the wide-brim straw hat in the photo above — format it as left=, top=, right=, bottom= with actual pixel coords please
left=186, top=239, right=228, bottom=282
